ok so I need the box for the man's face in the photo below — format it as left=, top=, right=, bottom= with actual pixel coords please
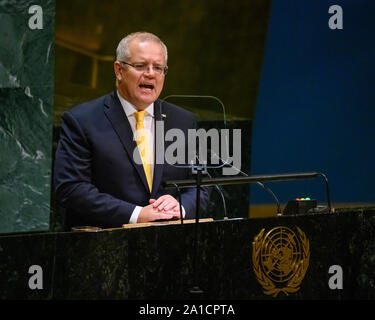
left=115, top=39, right=166, bottom=110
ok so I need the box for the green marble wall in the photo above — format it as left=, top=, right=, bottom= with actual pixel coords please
left=0, top=0, right=55, bottom=233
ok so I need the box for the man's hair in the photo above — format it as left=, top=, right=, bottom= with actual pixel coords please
left=116, top=32, right=168, bottom=64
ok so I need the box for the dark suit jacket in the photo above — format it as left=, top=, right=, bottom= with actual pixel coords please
left=53, top=91, right=208, bottom=229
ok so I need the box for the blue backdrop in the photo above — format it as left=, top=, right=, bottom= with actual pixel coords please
left=250, top=0, right=375, bottom=206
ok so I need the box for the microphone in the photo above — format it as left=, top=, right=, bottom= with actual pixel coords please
left=212, top=153, right=282, bottom=216
left=254, top=181, right=282, bottom=216
left=158, top=101, right=166, bottom=121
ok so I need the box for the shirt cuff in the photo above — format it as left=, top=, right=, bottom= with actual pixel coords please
left=181, top=206, right=186, bottom=218
left=129, top=206, right=142, bottom=224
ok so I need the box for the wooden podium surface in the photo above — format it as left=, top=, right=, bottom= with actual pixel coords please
left=121, top=218, right=214, bottom=229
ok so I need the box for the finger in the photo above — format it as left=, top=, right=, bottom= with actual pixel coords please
left=155, top=198, right=174, bottom=211
left=152, top=197, right=166, bottom=208
left=153, top=195, right=174, bottom=208
left=155, top=212, right=174, bottom=220
left=164, top=201, right=179, bottom=211
left=157, top=200, right=171, bottom=211
left=149, top=199, right=156, bottom=204
left=163, top=210, right=181, bottom=218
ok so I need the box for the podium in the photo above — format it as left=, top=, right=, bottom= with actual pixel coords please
left=1, top=207, right=375, bottom=299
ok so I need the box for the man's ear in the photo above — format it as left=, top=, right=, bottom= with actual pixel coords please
left=114, top=61, right=123, bottom=81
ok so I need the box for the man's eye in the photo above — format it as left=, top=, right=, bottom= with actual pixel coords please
left=154, top=66, right=163, bottom=72
left=134, top=64, right=146, bottom=70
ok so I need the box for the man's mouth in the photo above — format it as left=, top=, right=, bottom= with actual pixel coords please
left=139, top=84, right=154, bottom=90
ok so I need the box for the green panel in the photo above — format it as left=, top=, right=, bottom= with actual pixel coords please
left=0, top=0, right=55, bottom=233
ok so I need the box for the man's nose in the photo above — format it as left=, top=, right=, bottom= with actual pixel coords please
left=144, top=65, right=156, bottom=76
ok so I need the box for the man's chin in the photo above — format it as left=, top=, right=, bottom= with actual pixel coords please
left=136, top=95, right=158, bottom=107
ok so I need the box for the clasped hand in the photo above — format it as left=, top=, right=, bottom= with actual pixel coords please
left=137, top=194, right=182, bottom=223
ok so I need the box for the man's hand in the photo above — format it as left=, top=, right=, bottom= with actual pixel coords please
left=136, top=202, right=181, bottom=223
left=149, top=194, right=181, bottom=212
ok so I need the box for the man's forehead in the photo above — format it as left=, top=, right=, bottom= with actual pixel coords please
left=129, top=40, right=165, bottom=59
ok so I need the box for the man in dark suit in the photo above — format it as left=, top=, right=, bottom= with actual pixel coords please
left=54, top=32, right=209, bottom=229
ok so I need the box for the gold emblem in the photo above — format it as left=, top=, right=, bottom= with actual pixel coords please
left=252, top=226, right=310, bottom=297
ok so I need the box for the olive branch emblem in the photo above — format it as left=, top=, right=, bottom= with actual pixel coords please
left=252, top=226, right=310, bottom=297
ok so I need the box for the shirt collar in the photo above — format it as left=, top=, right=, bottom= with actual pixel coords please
left=117, top=90, right=154, bottom=118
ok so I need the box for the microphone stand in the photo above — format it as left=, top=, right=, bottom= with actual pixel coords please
left=189, top=163, right=207, bottom=298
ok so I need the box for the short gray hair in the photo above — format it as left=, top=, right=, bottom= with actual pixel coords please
left=116, top=32, right=168, bottom=64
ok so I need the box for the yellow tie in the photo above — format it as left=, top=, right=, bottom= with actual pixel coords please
left=134, top=111, right=152, bottom=192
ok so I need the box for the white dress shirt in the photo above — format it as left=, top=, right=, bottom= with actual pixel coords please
left=117, top=91, right=154, bottom=223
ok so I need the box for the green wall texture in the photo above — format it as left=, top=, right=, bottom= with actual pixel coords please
left=0, top=0, right=55, bottom=233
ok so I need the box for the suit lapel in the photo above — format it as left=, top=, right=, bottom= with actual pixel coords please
left=103, top=91, right=150, bottom=193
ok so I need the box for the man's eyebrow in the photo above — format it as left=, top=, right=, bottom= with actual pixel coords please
left=132, top=59, right=165, bottom=64
left=135, top=62, right=163, bottom=64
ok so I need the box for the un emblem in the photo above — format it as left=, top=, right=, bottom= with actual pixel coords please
left=252, top=226, right=310, bottom=297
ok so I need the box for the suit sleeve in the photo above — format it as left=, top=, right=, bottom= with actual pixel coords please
left=53, top=111, right=136, bottom=228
